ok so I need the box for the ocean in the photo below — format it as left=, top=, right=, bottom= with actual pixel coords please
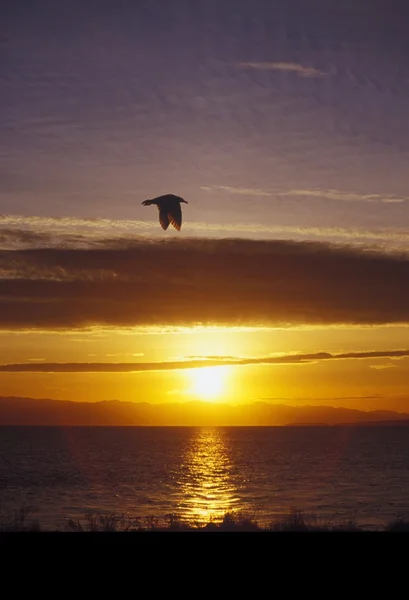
left=1, top=425, right=409, bottom=531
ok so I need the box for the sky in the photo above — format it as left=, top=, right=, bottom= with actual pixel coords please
left=2, top=0, right=409, bottom=419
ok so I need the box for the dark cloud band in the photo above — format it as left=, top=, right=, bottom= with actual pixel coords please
left=1, top=237, right=409, bottom=329
left=0, top=349, right=408, bottom=372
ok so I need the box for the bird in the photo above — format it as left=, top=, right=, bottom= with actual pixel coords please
left=142, top=194, right=188, bottom=231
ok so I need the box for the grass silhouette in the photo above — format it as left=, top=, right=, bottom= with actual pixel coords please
left=1, top=504, right=409, bottom=531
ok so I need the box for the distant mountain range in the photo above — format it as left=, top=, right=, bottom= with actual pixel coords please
left=1, top=396, right=409, bottom=426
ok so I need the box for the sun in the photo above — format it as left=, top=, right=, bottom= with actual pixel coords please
left=189, top=366, right=229, bottom=401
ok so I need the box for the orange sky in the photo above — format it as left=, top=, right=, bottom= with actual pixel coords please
left=2, top=1, right=409, bottom=423
left=1, top=323, right=409, bottom=415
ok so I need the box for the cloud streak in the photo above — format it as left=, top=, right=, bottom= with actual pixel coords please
left=201, top=186, right=409, bottom=204
left=200, top=186, right=273, bottom=197
left=3, top=215, right=409, bottom=253
left=0, top=349, right=408, bottom=372
left=236, top=62, right=327, bottom=78
left=284, top=189, right=408, bottom=204
left=1, top=237, right=409, bottom=329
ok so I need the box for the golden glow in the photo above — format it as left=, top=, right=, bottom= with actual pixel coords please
left=2, top=325, right=409, bottom=414
left=188, top=366, right=229, bottom=401
left=177, top=428, right=238, bottom=525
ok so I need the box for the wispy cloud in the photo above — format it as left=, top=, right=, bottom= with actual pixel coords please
left=104, top=352, right=144, bottom=358
left=201, top=185, right=409, bottom=204
left=0, top=215, right=154, bottom=250
left=284, top=189, right=408, bottom=204
left=1, top=237, right=409, bottom=329
left=4, top=214, right=409, bottom=253
left=0, top=349, right=408, bottom=372
left=236, top=61, right=327, bottom=78
left=200, top=186, right=273, bottom=197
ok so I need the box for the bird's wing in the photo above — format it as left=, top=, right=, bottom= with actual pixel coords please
left=168, top=204, right=182, bottom=231
left=159, top=208, right=170, bottom=230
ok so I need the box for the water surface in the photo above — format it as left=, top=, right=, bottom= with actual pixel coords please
left=1, top=425, right=409, bottom=530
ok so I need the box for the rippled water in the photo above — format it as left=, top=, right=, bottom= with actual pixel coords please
left=1, top=425, right=409, bottom=530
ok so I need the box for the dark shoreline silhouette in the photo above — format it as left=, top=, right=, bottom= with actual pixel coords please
left=2, top=506, right=409, bottom=532
left=1, top=396, right=409, bottom=427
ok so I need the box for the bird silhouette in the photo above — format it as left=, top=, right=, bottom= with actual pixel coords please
left=142, top=194, right=188, bottom=231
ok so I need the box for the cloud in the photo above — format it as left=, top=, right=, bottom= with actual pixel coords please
left=284, top=189, right=408, bottom=204
left=236, top=62, right=327, bottom=78
left=1, top=237, right=409, bottom=329
left=0, top=215, right=154, bottom=250
left=200, top=185, right=273, bottom=197
left=201, top=185, right=409, bottom=204
left=3, top=214, right=409, bottom=252
left=0, top=349, right=408, bottom=372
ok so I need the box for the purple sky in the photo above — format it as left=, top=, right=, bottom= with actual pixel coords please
left=2, top=1, right=409, bottom=411
left=2, top=0, right=409, bottom=248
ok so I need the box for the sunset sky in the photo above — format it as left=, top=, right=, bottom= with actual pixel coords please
left=2, top=0, right=409, bottom=418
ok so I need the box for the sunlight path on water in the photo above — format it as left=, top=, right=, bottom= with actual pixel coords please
left=174, top=428, right=240, bottom=525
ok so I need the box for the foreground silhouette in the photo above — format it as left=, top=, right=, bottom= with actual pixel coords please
left=142, top=194, right=188, bottom=231
left=4, top=505, right=405, bottom=531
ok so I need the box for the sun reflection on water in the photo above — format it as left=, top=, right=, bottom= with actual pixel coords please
left=176, top=427, right=239, bottom=525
